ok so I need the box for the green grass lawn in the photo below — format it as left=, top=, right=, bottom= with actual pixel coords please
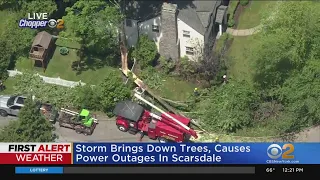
left=0, top=77, right=18, bottom=95
left=15, top=46, right=195, bottom=101
left=227, top=36, right=257, bottom=82
left=237, top=1, right=272, bottom=29
left=156, top=77, right=196, bottom=101
left=16, top=48, right=117, bottom=85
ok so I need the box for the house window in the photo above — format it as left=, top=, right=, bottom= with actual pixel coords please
left=126, top=19, right=132, bottom=27
left=152, top=25, right=159, bottom=32
left=185, top=47, right=194, bottom=55
left=183, top=30, right=190, bottom=38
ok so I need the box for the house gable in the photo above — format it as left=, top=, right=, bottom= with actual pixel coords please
left=177, top=18, right=204, bottom=61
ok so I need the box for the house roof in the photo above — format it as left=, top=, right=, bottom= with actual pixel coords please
left=125, top=1, right=221, bottom=35
left=32, top=31, right=52, bottom=49
left=215, top=5, right=228, bottom=24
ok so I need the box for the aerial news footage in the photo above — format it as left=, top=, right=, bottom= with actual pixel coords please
left=0, top=0, right=319, bottom=175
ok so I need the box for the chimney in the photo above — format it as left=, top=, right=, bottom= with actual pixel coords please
left=159, top=2, right=179, bottom=61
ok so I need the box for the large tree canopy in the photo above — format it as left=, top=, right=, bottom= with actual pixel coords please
left=60, top=0, right=123, bottom=56
left=252, top=1, right=320, bottom=90
left=250, top=1, right=320, bottom=132
left=0, top=97, right=55, bottom=142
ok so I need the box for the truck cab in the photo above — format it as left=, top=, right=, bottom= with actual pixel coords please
left=79, top=109, right=94, bottom=127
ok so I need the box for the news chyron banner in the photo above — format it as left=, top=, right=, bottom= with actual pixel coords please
left=0, top=143, right=319, bottom=164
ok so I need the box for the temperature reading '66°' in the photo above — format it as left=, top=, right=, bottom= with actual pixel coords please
left=266, top=168, right=275, bottom=173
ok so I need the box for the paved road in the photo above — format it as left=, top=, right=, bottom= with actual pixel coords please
left=0, top=115, right=318, bottom=142
left=295, top=126, right=320, bottom=142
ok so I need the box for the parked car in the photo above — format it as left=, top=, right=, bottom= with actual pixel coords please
left=0, top=95, right=26, bottom=117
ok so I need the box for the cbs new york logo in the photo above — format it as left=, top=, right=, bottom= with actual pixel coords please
left=267, top=144, right=295, bottom=159
left=48, top=19, right=64, bottom=29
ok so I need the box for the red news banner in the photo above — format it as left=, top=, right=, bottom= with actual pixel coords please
left=0, top=143, right=72, bottom=164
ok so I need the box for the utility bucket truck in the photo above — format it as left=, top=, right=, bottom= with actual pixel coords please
left=58, top=108, right=98, bottom=136
left=113, top=91, right=198, bottom=143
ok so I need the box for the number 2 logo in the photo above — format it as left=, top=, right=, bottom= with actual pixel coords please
left=57, top=19, right=64, bottom=29
left=267, top=144, right=294, bottom=159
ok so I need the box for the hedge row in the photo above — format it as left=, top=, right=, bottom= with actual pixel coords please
left=227, top=0, right=239, bottom=27
left=227, top=0, right=249, bottom=27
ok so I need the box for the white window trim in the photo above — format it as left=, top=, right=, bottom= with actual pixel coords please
left=183, top=30, right=190, bottom=38
left=152, top=25, right=159, bottom=32
left=185, top=46, right=194, bottom=55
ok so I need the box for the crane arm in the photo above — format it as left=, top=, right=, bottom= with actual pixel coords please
left=134, top=93, right=198, bottom=138
left=134, top=93, right=190, bottom=130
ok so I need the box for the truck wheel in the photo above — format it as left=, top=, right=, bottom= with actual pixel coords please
left=117, top=125, right=128, bottom=132
left=75, top=128, right=82, bottom=134
left=0, top=110, right=8, bottom=117
left=83, top=129, right=90, bottom=136
left=158, top=137, right=168, bottom=143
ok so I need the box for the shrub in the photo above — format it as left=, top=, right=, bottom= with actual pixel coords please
left=132, top=35, right=158, bottom=69
left=227, top=0, right=239, bottom=27
left=158, top=56, right=176, bottom=74
left=59, top=47, right=69, bottom=55
left=177, top=56, right=197, bottom=80
left=228, top=19, right=235, bottom=27
left=239, top=0, right=249, bottom=6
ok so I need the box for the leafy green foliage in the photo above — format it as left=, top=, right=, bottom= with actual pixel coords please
left=239, top=0, right=249, bottom=6
left=140, top=67, right=163, bottom=89
left=0, top=0, right=57, bottom=79
left=197, top=81, right=259, bottom=133
left=132, top=35, right=158, bottom=69
left=19, top=0, right=57, bottom=17
left=12, top=71, right=131, bottom=116
left=59, top=47, right=69, bottom=55
left=176, top=56, right=197, bottom=80
left=72, top=85, right=101, bottom=110
left=13, top=71, right=76, bottom=108
left=227, top=1, right=239, bottom=27
left=158, top=56, right=176, bottom=74
left=239, top=1, right=320, bottom=135
left=99, top=71, right=131, bottom=116
left=0, top=97, right=55, bottom=142
left=0, top=13, right=35, bottom=79
left=60, top=0, right=123, bottom=56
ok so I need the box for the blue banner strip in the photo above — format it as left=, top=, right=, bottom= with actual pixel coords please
left=15, top=167, right=63, bottom=174
left=72, top=143, right=320, bottom=164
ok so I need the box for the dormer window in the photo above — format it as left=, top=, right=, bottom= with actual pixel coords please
left=152, top=25, right=159, bottom=33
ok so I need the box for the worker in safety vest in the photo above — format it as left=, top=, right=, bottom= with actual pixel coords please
left=215, top=137, right=219, bottom=142
left=193, top=88, right=199, bottom=96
